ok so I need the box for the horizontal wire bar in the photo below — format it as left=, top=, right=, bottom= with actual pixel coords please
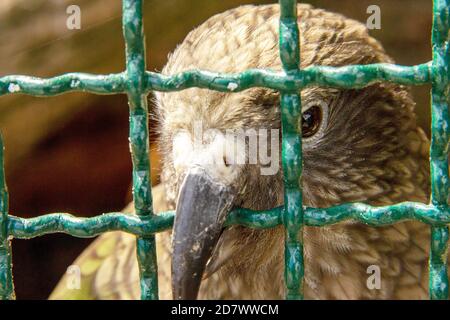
left=7, top=207, right=281, bottom=239
left=146, top=62, right=432, bottom=92
left=305, top=202, right=450, bottom=226
left=8, top=212, right=174, bottom=239
left=0, top=73, right=126, bottom=96
left=0, top=63, right=432, bottom=97
left=7, top=202, right=449, bottom=239
left=225, top=207, right=282, bottom=228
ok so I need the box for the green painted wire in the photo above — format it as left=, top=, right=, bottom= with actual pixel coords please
left=4, top=202, right=450, bottom=239
left=278, top=0, right=304, bottom=300
left=428, top=0, right=450, bottom=300
left=0, top=135, right=14, bottom=300
left=0, top=63, right=432, bottom=97
left=122, top=0, right=159, bottom=300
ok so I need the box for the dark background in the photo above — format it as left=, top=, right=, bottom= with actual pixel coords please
left=0, top=0, right=432, bottom=299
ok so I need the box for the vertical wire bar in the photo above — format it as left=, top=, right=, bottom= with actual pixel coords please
left=430, top=227, right=449, bottom=299
left=0, top=134, right=14, bottom=300
left=122, top=0, right=159, bottom=300
left=278, top=0, right=304, bottom=300
left=429, top=0, right=449, bottom=300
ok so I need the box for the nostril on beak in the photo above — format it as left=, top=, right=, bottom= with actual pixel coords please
left=223, top=156, right=231, bottom=167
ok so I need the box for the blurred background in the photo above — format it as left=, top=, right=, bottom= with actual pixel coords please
left=0, top=0, right=432, bottom=299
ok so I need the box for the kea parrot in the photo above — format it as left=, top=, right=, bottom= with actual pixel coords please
left=50, top=4, right=445, bottom=300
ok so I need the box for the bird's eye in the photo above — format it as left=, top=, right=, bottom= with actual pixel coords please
left=301, top=105, right=323, bottom=138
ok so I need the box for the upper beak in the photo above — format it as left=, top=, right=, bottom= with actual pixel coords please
left=171, top=166, right=235, bottom=300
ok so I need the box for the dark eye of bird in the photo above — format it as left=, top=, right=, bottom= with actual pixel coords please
left=301, top=106, right=322, bottom=138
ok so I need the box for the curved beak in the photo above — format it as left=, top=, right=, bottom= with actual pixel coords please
left=171, top=166, right=235, bottom=300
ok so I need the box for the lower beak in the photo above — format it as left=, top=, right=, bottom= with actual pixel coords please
left=171, top=167, right=235, bottom=300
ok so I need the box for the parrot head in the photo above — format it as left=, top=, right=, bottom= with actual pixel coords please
left=154, top=5, right=425, bottom=299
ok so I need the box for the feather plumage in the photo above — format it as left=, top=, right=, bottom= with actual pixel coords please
left=51, top=4, right=445, bottom=300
